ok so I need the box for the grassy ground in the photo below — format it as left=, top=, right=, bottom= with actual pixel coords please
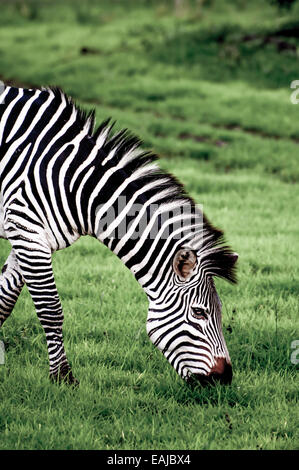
left=0, top=0, right=298, bottom=450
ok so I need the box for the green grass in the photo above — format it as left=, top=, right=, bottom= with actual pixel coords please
left=0, top=0, right=298, bottom=450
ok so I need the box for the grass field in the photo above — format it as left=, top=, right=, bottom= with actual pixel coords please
left=0, top=0, right=298, bottom=450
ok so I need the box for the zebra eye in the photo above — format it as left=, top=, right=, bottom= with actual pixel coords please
left=191, top=307, right=209, bottom=321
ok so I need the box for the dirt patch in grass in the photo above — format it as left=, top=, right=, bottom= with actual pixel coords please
left=178, top=132, right=229, bottom=147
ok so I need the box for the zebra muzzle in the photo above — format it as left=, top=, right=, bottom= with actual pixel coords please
left=187, top=357, right=232, bottom=387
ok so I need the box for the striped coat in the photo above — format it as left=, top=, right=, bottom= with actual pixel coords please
left=0, top=85, right=238, bottom=386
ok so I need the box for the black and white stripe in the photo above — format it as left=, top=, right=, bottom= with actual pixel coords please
left=0, top=85, right=238, bottom=385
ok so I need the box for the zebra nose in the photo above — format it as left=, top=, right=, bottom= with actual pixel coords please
left=188, top=358, right=232, bottom=387
left=208, top=357, right=232, bottom=385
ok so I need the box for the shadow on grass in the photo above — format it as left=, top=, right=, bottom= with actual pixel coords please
left=148, top=20, right=299, bottom=89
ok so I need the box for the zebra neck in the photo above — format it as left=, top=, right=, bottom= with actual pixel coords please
left=91, top=186, right=202, bottom=295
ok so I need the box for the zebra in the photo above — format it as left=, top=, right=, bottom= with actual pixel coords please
left=0, top=84, right=238, bottom=387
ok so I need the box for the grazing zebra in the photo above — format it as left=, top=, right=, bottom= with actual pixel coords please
left=0, top=84, right=238, bottom=386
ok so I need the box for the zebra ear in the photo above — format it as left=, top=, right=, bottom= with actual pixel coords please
left=173, top=248, right=197, bottom=281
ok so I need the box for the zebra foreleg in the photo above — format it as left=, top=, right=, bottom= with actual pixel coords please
left=15, top=246, right=78, bottom=385
left=0, top=250, right=24, bottom=327
left=5, top=220, right=78, bottom=385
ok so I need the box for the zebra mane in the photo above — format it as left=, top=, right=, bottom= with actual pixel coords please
left=196, top=223, right=238, bottom=284
left=48, top=86, right=237, bottom=283
left=49, top=86, right=96, bottom=134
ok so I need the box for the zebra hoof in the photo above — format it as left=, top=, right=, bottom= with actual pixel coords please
left=50, top=364, right=79, bottom=387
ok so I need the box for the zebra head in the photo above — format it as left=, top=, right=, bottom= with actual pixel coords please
left=146, top=243, right=238, bottom=387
